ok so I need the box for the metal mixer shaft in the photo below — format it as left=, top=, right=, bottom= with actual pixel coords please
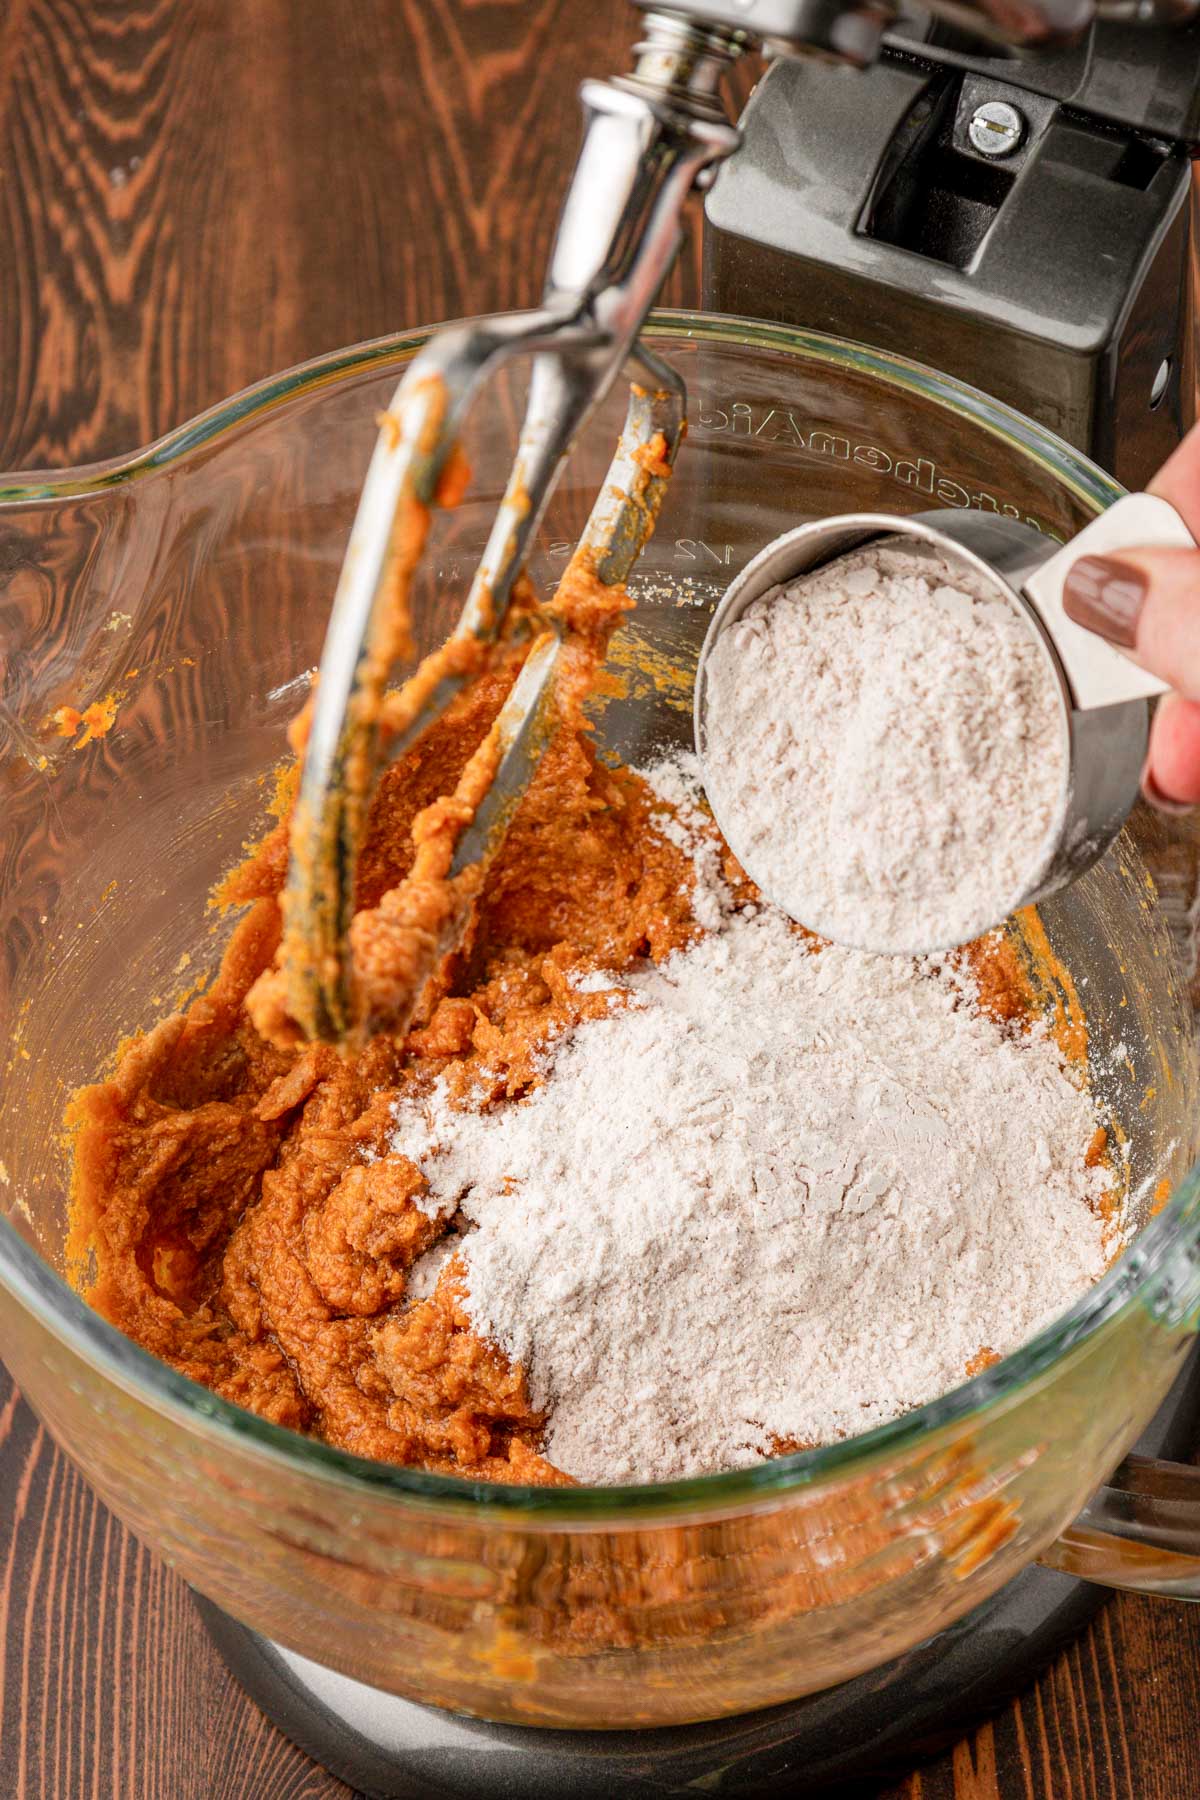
left=282, top=13, right=741, bottom=1044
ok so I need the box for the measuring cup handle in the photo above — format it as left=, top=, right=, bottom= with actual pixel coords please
left=1023, top=492, right=1197, bottom=712
left=1040, top=1453, right=1200, bottom=1595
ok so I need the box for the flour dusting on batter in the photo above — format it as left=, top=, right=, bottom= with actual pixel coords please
left=392, top=756, right=1113, bottom=1485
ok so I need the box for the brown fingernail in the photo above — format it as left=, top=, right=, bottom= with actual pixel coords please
left=1141, top=765, right=1194, bottom=817
left=1062, top=556, right=1146, bottom=650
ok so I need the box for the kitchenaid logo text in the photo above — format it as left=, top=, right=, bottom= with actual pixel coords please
left=693, top=398, right=1064, bottom=540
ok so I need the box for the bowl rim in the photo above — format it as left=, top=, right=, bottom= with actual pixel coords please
left=1, top=305, right=1192, bottom=1523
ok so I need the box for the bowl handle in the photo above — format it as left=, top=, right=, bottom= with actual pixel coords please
left=1040, top=1454, right=1200, bottom=1596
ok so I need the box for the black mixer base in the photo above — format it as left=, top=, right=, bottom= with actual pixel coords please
left=197, top=1348, right=1200, bottom=1799
left=196, top=1570, right=1100, bottom=1799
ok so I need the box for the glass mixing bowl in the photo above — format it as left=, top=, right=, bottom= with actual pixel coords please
left=4, top=312, right=1200, bottom=1731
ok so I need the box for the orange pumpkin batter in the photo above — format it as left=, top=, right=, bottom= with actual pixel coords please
left=66, top=581, right=722, bottom=1484
left=65, top=423, right=1069, bottom=1488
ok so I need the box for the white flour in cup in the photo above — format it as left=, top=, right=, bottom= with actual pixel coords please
left=699, top=543, right=1068, bottom=953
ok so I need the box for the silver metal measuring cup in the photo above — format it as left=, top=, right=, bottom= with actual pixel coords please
left=694, top=495, right=1195, bottom=951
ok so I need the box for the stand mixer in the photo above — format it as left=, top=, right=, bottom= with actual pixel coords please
left=703, top=8, right=1200, bottom=489
left=191, top=1, right=1200, bottom=1793
left=284, top=0, right=1200, bottom=1044
left=4, top=3, right=1200, bottom=1797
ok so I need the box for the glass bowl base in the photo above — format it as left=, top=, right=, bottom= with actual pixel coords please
left=195, top=1576, right=1100, bottom=1796
left=192, top=1343, right=1200, bottom=1798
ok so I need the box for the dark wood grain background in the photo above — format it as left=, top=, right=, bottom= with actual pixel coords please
left=2, top=2, right=1200, bottom=1795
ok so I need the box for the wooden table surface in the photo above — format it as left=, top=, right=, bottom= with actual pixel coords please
left=2, top=2, right=1200, bottom=1795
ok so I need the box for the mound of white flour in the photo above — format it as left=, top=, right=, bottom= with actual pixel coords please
left=389, top=759, right=1112, bottom=1486
left=700, top=544, right=1068, bottom=953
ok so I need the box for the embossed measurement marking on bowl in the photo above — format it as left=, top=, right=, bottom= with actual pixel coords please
left=694, top=497, right=1193, bottom=955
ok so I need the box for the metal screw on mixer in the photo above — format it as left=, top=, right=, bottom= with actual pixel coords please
left=967, top=100, right=1026, bottom=158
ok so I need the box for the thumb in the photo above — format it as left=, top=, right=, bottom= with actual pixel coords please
left=1062, top=547, right=1200, bottom=702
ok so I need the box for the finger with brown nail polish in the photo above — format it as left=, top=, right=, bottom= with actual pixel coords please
left=1062, top=556, right=1147, bottom=650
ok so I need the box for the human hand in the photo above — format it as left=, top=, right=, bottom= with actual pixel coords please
left=1064, top=421, right=1200, bottom=814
